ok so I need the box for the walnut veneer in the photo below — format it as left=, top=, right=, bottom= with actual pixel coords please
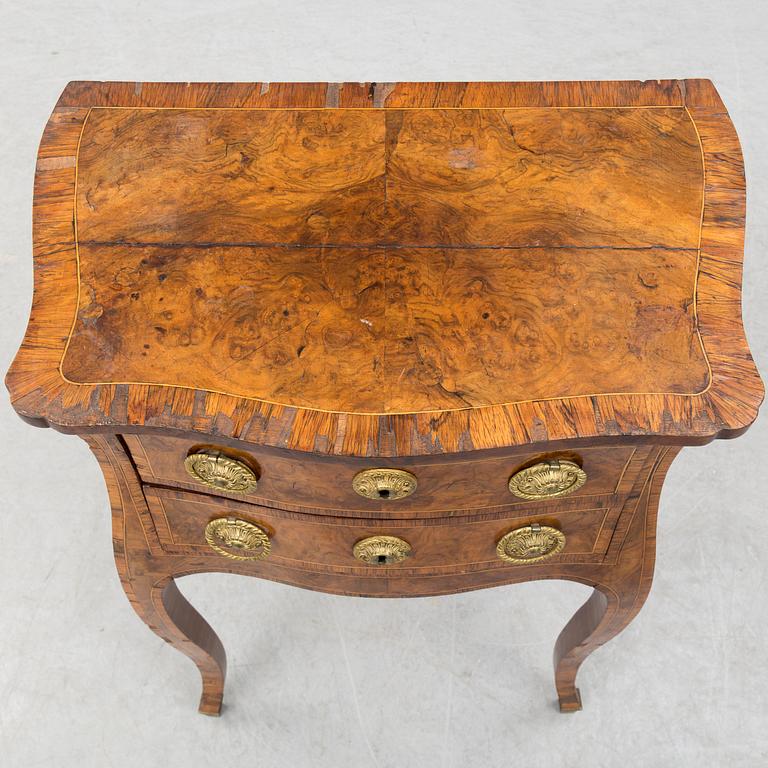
left=6, top=80, right=763, bottom=717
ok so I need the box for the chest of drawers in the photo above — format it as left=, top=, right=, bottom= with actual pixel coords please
left=6, top=79, right=762, bottom=716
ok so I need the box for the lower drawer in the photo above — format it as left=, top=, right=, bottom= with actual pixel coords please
left=143, top=486, right=621, bottom=571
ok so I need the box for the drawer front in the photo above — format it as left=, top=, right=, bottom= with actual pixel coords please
left=143, top=486, right=622, bottom=571
left=126, top=434, right=649, bottom=517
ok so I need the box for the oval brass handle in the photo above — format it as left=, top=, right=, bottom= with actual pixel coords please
left=496, top=523, right=565, bottom=564
left=353, top=535, right=412, bottom=565
left=352, top=468, right=417, bottom=500
left=205, top=517, right=271, bottom=560
left=508, top=459, right=586, bottom=500
left=185, top=449, right=259, bottom=494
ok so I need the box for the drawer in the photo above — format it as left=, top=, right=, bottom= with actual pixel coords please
left=143, top=486, right=622, bottom=570
left=126, top=434, right=649, bottom=517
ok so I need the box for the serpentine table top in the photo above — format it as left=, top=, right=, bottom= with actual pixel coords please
left=7, top=78, right=762, bottom=456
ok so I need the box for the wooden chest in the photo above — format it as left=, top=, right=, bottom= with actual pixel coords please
left=6, top=79, right=763, bottom=716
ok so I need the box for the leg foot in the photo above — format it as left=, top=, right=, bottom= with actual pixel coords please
left=199, top=691, right=224, bottom=717
left=558, top=687, right=582, bottom=713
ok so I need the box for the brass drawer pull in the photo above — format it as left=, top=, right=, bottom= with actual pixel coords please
left=353, top=535, right=412, bottom=565
left=205, top=517, right=271, bottom=560
left=508, top=459, right=586, bottom=500
left=496, top=523, right=565, bottom=564
left=352, top=468, right=417, bottom=500
left=185, top=449, right=259, bottom=494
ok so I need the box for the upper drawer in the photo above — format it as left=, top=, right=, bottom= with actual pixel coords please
left=124, top=434, right=650, bottom=517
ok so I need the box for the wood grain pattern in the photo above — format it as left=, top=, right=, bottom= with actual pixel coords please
left=5, top=80, right=762, bottom=456
left=62, top=245, right=708, bottom=412
left=74, top=106, right=702, bottom=248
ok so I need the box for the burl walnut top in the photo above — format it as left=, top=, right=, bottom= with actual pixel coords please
left=6, top=80, right=763, bottom=456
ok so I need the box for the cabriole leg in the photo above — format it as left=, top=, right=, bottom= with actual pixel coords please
left=85, top=435, right=228, bottom=715
left=553, top=447, right=679, bottom=711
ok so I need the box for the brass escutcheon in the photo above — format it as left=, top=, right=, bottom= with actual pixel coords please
left=204, top=517, right=271, bottom=561
left=496, top=523, right=566, bottom=564
left=352, top=468, right=417, bottom=500
left=353, top=535, right=412, bottom=565
left=184, top=448, right=259, bottom=494
left=508, top=459, right=586, bottom=500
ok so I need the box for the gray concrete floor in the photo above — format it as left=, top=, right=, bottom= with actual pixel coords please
left=1, top=1, right=767, bottom=766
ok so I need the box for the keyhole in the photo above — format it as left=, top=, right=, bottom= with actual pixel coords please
left=377, top=554, right=389, bottom=564
left=378, top=488, right=390, bottom=499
